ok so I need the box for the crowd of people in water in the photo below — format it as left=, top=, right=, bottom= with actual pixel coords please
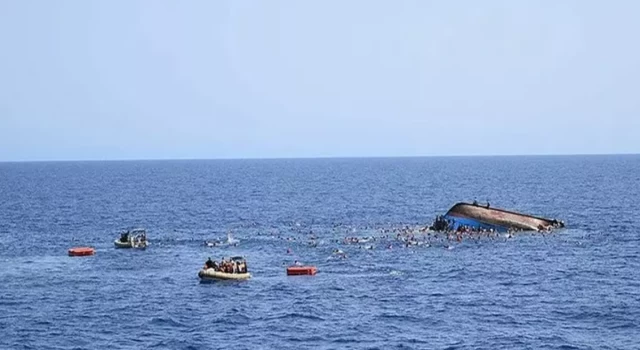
left=188, top=202, right=569, bottom=279
left=192, top=214, right=569, bottom=280
left=207, top=220, right=560, bottom=256
left=198, top=208, right=567, bottom=266
left=204, top=257, right=248, bottom=274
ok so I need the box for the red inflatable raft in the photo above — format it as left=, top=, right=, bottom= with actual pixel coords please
left=68, top=247, right=95, bottom=257
left=287, top=266, right=317, bottom=276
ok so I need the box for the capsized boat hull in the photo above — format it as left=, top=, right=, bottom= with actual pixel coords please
left=444, top=202, right=563, bottom=232
left=198, top=269, right=251, bottom=281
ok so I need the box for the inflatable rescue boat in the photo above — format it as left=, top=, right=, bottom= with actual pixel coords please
left=198, top=268, right=251, bottom=281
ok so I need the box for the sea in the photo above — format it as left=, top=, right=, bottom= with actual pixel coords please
left=0, top=155, right=639, bottom=350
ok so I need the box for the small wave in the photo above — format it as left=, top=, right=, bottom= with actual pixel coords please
left=443, top=344, right=463, bottom=350
left=608, top=321, right=638, bottom=330
left=375, top=312, right=425, bottom=323
left=263, top=312, right=325, bottom=322
left=328, top=337, right=362, bottom=344
left=160, top=276, right=175, bottom=284
left=557, top=345, right=582, bottom=350
left=0, top=300, right=23, bottom=307
left=149, top=339, right=201, bottom=349
left=149, top=317, right=188, bottom=328
left=286, top=335, right=326, bottom=342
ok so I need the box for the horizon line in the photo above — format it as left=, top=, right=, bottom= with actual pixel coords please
left=1, top=152, right=639, bottom=163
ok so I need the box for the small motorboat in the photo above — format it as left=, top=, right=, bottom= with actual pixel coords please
left=198, top=256, right=250, bottom=281
left=114, top=228, right=148, bottom=249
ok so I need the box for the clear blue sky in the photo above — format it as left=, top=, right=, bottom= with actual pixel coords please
left=1, top=1, right=638, bottom=161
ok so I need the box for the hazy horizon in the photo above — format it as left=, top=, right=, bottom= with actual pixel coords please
left=1, top=152, right=639, bottom=164
left=1, top=1, right=639, bottom=162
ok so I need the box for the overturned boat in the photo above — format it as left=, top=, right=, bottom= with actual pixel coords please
left=440, top=202, right=564, bottom=232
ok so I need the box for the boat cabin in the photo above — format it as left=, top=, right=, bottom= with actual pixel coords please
left=117, top=228, right=148, bottom=247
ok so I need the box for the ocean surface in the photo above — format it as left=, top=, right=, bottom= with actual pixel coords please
left=1, top=156, right=639, bottom=350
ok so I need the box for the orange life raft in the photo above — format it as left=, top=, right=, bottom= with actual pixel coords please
left=68, top=247, right=95, bottom=257
left=286, top=266, right=317, bottom=276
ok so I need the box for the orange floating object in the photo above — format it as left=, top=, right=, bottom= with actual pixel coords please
left=68, top=247, right=95, bottom=257
left=287, top=266, right=317, bottom=276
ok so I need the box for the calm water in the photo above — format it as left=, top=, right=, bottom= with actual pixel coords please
left=1, top=156, right=639, bottom=350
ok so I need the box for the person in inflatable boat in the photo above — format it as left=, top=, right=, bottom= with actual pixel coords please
left=204, top=257, right=247, bottom=274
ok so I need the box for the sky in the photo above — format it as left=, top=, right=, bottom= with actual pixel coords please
left=0, top=0, right=639, bottom=161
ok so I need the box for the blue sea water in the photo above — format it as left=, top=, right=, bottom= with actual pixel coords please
left=0, top=156, right=639, bottom=350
